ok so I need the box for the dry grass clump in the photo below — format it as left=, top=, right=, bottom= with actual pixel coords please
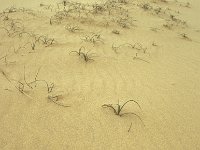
left=102, top=100, right=144, bottom=125
left=102, top=100, right=141, bottom=116
left=1, top=67, right=69, bottom=107
left=69, top=46, right=97, bottom=62
left=48, top=0, right=136, bottom=28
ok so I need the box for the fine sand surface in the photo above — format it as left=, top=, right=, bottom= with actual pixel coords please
left=0, top=0, right=200, bottom=149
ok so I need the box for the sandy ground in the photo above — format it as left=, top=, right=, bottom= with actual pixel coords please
left=0, top=0, right=200, bottom=149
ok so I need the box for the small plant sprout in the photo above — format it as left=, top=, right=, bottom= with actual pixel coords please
left=102, top=100, right=142, bottom=119
left=69, top=47, right=96, bottom=62
left=38, top=35, right=55, bottom=46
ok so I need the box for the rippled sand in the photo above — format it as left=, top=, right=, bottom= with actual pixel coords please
left=0, top=0, right=200, bottom=149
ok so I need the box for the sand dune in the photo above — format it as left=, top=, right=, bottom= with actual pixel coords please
left=0, top=0, right=200, bottom=149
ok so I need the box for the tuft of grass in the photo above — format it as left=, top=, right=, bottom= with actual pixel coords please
left=102, top=100, right=143, bottom=119
left=69, top=47, right=96, bottom=62
left=38, top=35, right=55, bottom=46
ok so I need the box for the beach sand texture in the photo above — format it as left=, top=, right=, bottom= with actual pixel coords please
left=0, top=0, right=200, bottom=149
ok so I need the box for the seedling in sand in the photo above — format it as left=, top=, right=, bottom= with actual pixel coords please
left=69, top=47, right=96, bottom=62
left=81, top=51, right=96, bottom=62
left=102, top=100, right=142, bottom=118
left=38, top=35, right=55, bottom=46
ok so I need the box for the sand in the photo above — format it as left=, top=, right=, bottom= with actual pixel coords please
left=0, top=0, right=200, bottom=149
